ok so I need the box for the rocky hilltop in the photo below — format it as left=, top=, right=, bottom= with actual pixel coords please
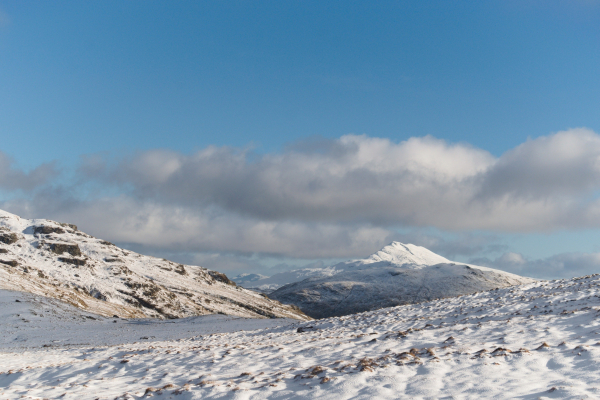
left=269, top=242, right=535, bottom=318
left=0, top=209, right=309, bottom=320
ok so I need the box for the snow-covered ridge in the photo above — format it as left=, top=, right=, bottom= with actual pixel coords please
left=0, top=209, right=309, bottom=320
left=269, top=242, right=536, bottom=318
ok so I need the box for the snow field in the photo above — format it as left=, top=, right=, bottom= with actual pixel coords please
left=3, top=275, right=600, bottom=399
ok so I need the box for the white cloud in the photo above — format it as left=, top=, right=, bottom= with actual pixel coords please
left=5, top=128, right=600, bottom=274
left=478, top=128, right=600, bottom=199
left=82, top=134, right=495, bottom=227
left=75, top=128, right=600, bottom=232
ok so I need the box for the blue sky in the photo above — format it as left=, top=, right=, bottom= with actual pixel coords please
left=2, top=1, right=600, bottom=278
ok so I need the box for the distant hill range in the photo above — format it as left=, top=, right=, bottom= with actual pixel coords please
left=236, top=242, right=536, bottom=319
left=0, top=209, right=308, bottom=320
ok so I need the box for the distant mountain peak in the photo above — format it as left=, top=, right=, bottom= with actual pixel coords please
left=361, top=242, right=451, bottom=268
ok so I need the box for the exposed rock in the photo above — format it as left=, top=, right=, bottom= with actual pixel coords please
left=89, top=288, right=109, bottom=301
left=0, top=232, right=19, bottom=245
left=0, top=259, right=18, bottom=267
left=58, top=257, right=87, bottom=266
left=49, top=243, right=82, bottom=257
left=58, top=222, right=78, bottom=231
left=34, top=226, right=65, bottom=235
left=209, top=271, right=236, bottom=286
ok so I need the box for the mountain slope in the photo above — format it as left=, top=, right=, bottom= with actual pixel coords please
left=269, top=242, right=535, bottom=318
left=0, top=209, right=308, bottom=320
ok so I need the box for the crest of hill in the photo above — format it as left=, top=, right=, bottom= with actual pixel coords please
left=269, top=241, right=536, bottom=319
left=0, top=209, right=309, bottom=321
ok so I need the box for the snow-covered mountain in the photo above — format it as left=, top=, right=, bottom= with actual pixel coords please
left=268, top=242, right=535, bottom=318
left=232, top=242, right=450, bottom=294
left=3, top=273, right=600, bottom=399
left=0, top=209, right=308, bottom=320
left=233, top=243, right=456, bottom=293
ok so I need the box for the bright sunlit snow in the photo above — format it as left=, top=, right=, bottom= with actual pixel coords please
left=3, top=274, right=600, bottom=399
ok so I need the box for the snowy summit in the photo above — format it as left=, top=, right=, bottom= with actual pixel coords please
left=361, top=242, right=451, bottom=267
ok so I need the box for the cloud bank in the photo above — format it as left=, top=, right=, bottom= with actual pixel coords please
left=3, top=128, right=600, bottom=276
left=78, top=128, right=600, bottom=232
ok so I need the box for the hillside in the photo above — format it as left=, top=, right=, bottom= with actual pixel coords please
left=3, top=273, right=600, bottom=398
left=0, top=209, right=308, bottom=320
left=269, top=242, right=535, bottom=318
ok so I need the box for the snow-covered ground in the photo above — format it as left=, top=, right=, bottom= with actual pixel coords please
left=0, top=289, right=297, bottom=351
left=4, top=274, right=600, bottom=399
